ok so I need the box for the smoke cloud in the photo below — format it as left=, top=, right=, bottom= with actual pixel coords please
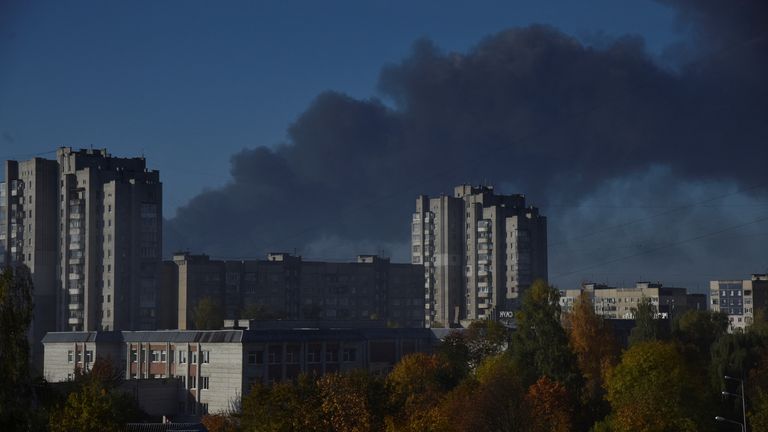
left=166, top=0, right=768, bottom=289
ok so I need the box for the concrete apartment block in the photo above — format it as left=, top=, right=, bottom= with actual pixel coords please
left=560, top=281, right=704, bottom=319
left=709, top=274, right=768, bottom=331
left=1, top=157, right=61, bottom=367
left=56, top=147, right=162, bottom=331
left=169, top=252, right=424, bottom=330
left=2, top=147, right=163, bottom=372
left=413, top=185, right=547, bottom=327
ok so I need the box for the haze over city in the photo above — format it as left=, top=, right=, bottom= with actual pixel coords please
left=2, top=0, right=766, bottom=292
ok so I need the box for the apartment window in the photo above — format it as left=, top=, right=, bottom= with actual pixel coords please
left=202, top=350, right=210, bottom=364
left=200, top=403, right=209, bottom=415
left=151, top=350, right=161, bottom=362
left=67, top=350, right=74, bottom=363
left=76, top=351, right=82, bottom=363
left=85, top=350, right=93, bottom=363
left=191, top=351, right=198, bottom=363
left=131, top=349, right=138, bottom=363
left=190, top=375, right=197, bottom=389
left=201, top=376, right=210, bottom=390
left=342, top=348, right=357, bottom=362
left=178, top=350, right=187, bottom=364
left=247, top=351, right=263, bottom=365
left=180, top=376, right=187, bottom=387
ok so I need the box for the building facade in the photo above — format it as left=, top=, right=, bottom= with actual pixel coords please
left=56, top=148, right=163, bottom=331
left=709, top=274, right=768, bottom=331
left=1, top=157, right=60, bottom=366
left=42, top=324, right=436, bottom=416
left=2, top=148, right=163, bottom=338
left=169, top=253, right=424, bottom=329
left=412, top=185, right=547, bottom=327
left=560, top=282, right=707, bottom=319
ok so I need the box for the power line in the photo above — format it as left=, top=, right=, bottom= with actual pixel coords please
left=547, top=181, right=768, bottom=249
left=551, top=213, right=768, bottom=279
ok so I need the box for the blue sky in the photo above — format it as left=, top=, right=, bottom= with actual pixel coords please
left=0, top=0, right=680, bottom=215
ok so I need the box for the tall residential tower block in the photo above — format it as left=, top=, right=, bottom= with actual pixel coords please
left=2, top=147, right=162, bottom=341
left=412, top=185, right=547, bottom=327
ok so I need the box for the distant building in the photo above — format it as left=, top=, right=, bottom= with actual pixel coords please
left=709, top=274, right=768, bottom=331
left=42, top=323, right=436, bottom=416
left=167, top=252, right=424, bottom=329
left=412, top=185, right=547, bottom=327
left=560, top=281, right=705, bottom=319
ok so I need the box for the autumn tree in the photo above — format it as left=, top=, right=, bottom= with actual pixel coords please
left=524, top=376, right=573, bottom=432
left=386, top=353, right=456, bottom=432
left=202, top=414, right=239, bottom=432
left=0, top=266, right=34, bottom=431
left=193, top=296, right=225, bottom=330
left=316, top=371, right=386, bottom=432
left=604, top=340, right=715, bottom=432
left=240, top=377, right=323, bottom=432
left=565, top=291, right=618, bottom=425
left=510, top=280, right=581, bottom=392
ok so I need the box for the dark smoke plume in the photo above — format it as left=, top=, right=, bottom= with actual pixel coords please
left=166, top=0, right=768, bottom=287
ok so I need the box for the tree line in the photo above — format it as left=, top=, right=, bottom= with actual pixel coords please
left=3, top=266, right=768, bottom=431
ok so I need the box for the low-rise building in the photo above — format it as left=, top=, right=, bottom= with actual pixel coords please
left=560, top=281, right=704, bottom=319
left=42, top=323, right=435, bottom=416
left=709, top=274, right=768, bottom=331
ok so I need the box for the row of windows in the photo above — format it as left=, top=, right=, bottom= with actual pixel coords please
left=67, top=350, right=93, bottom=363
left=246, top=348, right=357, bottom=365
left=129, top=349, right=211, bottom=364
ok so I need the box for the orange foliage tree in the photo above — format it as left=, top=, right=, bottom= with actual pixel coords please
left=524, top=376, right=573, bottom=432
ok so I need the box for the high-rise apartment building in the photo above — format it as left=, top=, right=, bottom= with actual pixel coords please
left=57, top=147, right=162, bottom=331
left=1, top=157, right=60, bottom=366
left=412, top=185, right=547, bottom=327
left=709, top=274, right=768, bottom=331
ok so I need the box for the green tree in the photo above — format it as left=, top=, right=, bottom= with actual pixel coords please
left=510, top=280, right=581, bottom=392
left=673, top=310, right=729, bottom=356
left=241, top=303, right=281, bottom=320
left=465, top=320, right=510, bottom=368
left=628, top=297, right=661, bottom=346
left=604, top=341, right=715, bottom=432
left=49, top=380, right=119, bottom=432
left=193, top=296, right=225, bottom=330
left=0, top=266, right=34, bottom=431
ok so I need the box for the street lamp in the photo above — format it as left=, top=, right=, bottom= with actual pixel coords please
left=724, top=375, right=747, bottom=432
left=715, top=416, right=744, bottom=432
